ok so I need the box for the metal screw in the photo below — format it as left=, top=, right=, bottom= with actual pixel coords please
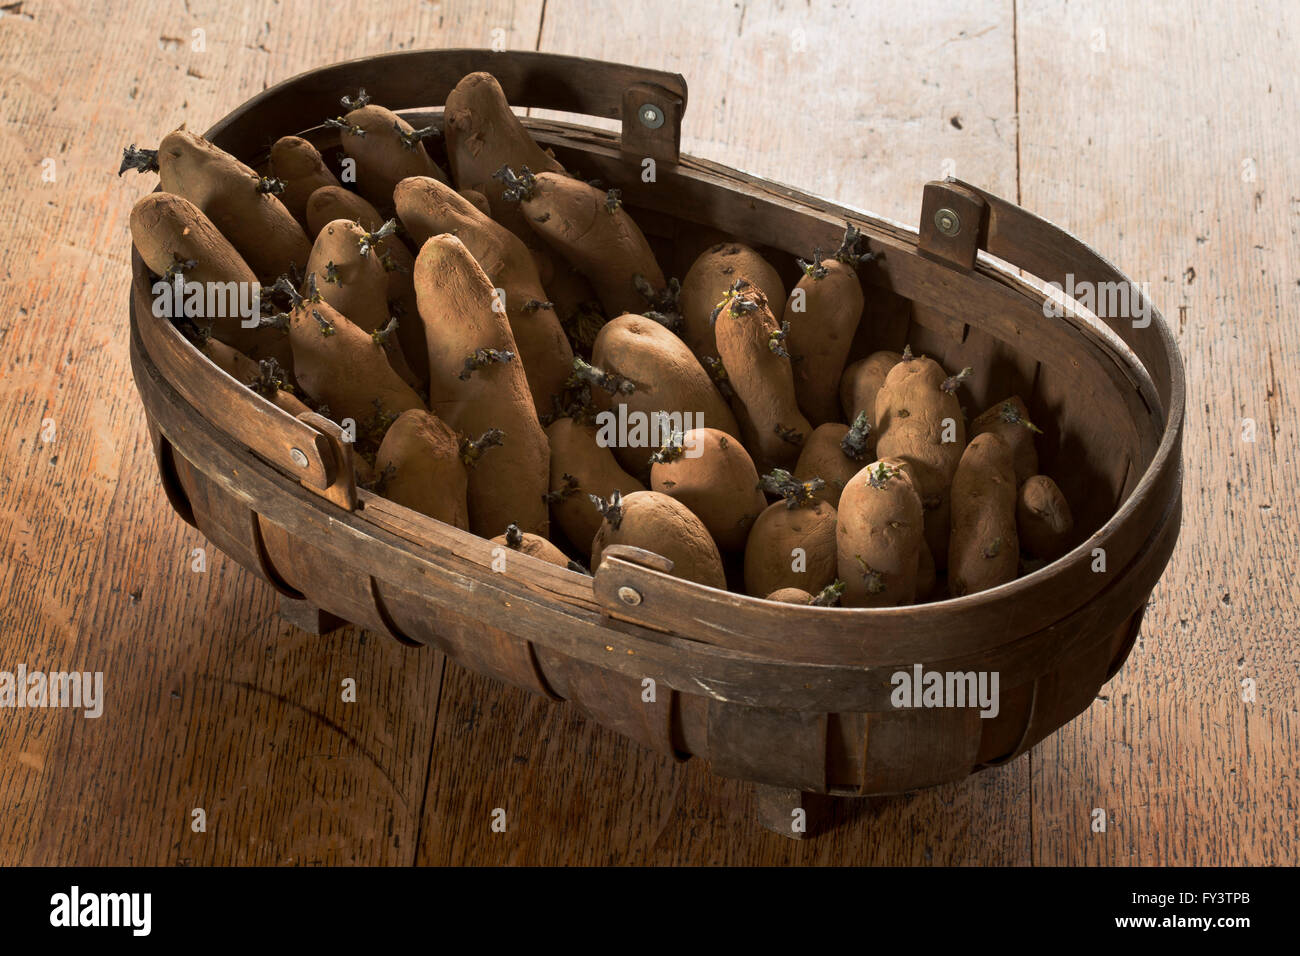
left=638, top=103, right=664, bottom=130
left=617, top=586, right=643, bottom=607
left=290, top=447, right=309, bottom=468
left=934, top=207, right=961, bottom=236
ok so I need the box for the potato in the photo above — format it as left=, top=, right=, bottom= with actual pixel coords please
left=304, top=219, right=419, bottom=387
left=130, top=193, right=292, bottom=369
left=783, top=226, right=870, bottom=425
left=678, top=242, right=784, bottom=364
left=286, top=295, right=424, bottom=434
left=590, top=314, right=741, bottom=477
left=459, top=188, right=492, bottom=216
left=712, top=278, right=812, bottom=470
left=395, top=176, right=574, bottom=410
left=336, top=99, right=448, bottom=209
left=649, top=427, right=766, bottom=552
left=972, top=396, right=1041, bottom=485
left=414, top=234, right=550, bottom=536
left=155, top=128, right=311, bottom=282
left=766, top=587, right=812, bottom=604
left=840, top=350, right=902, bottom=448
left=200, top=337, right=310, bottom=419
left=269, top=136, right=341, bottom=228
left=835, top=458, right=925, bottom=607
left=949, top=433, right=1019, bottom=596
left=916, top=537, right=937, bottom=601
left=1017, top=474, right=1074, bottom=560
left=491, top=523, right=573, bottom=569
left=546, top=417, right=645, bottom=553
left=792, top=421, right=873, bottom=507
left=372, top=408, right=469, bottom=529
left=874, top=350, right=970, bottom=568
left=305, top=186, right=425, bottom=385
left=743, top=472, right=838, bottom=598
left=504, top=168, right=671, bottom=318
left=590, top=490, right=727, bottom=589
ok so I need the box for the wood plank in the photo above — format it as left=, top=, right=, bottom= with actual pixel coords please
left=1018, top=0, right=1300, bottom=865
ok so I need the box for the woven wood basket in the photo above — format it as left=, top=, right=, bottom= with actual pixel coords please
left=127, top=49, right=1184, bottom=837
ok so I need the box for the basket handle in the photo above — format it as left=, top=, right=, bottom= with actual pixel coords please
left=204, top=49, right=688, bottom=165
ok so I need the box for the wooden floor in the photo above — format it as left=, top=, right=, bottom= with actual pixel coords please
left=1, top=0, right=1295, bottom=865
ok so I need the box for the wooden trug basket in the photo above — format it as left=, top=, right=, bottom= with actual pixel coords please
left=127, top=50, right=1184, bottom=838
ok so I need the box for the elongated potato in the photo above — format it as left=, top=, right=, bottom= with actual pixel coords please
left=590, top=491, right=727, bottom=589
left=414, top=234, right=549, bottom=536
left=679, top=242, right=784, bottom=364
left=793, top=421, right=873, bottom=507
left=130, top=193, right=292, bottom=369
left=840, top=350, right=903, bottom=448
left=949, top=433, right=1019, bottom=596
left=590, top=314, right=740, bottom=477
left=972, top=396, right=1041, bottom=485
left=337, top=101, right=448, bottom=206
left=156, top=128, right=311, bottom=282
left=286, top=296, right=425, bottom=435
left=836, top=458, right=925, bottom=607
left=874, top=351, right=969, bottom=567
left=506, top=168, right=671, bottom=317
left=373, top=409, right=469, bottom=529
left=713, top=278, right=811, bottom=470
left=1017, top=474, right=1074, bottom=560
left=395, top=176, right=573, bottom=409
left=270, top=135, right=341, bottom=228
left=200, top=337, right=310, bottom=418
left=491, top=524, right=572, bottom=569
left=305, top=186, right=425, bottom=384
left=783, top=227, right=869, bottom=425
left=303, top=219, right=419, bottom=387
left=649, top=427, right=766, bottom=552
left=545, top=416, right=645, bottom=554
left=743, top=473, right=838, bottom=598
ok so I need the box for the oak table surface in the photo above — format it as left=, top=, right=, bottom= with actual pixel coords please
left=0, top=0, right=1294, bottom=865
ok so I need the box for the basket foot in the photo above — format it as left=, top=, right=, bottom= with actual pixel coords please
left=752, top=784, right=813, bottom=839
left=278, top=594, right=344, bottom=636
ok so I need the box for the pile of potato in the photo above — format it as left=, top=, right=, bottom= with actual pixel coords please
left=123, top=71, right=1075, bottom=607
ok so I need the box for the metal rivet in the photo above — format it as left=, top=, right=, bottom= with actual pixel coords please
left=638, top=103, right=664, bottom=130
left=617, top=586, right=643, bottom=606
left=290, top=447, right=309, bottom=468
left=934, top=207, right=961, bottom=236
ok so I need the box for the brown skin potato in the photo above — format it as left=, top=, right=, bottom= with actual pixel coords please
left=793, top=421, right=875, bottom=507
left=270, top=136, right=341, bottom=228
left=491, top=524, right=572, bottom=569
left=713, top=278, right=812, bottom=471
left=545, top=417, right=645, bottom=555
left=840, top=350, right=902, bottom=449
left=459, top=188, right=492, bottom=216
left=130, top=193, right=293, bottom=370
left=874, top=351, right=969, bottom=568
left=338, top=103, right=448, bottom=207
left=783, top=231, right=868, bottom=426
left=413, top=234, right=550, bottom=536
left=373, top=409, right=469, bottom=530
left=743, top=481, right=838, bottom=598
left=286, top=296, right=425, bottom=434
left=1017, top=474, right=1074, bottom=560
left=199, top=337, right=310, bottom=419
left=971, top=396, right=1041, bottom=485
left=509, top=169, right=670, bottom=318
left=679, top=243, right=784, bottom=364
left=590, top=491, right=727, bottom=590
left=156, top=128, right=311, bottom=282
left=949, top=433, right=1019, bottom=596
left=649, top=427, right=766, bottom=552
left=395, top=176, right=574, bottom=410
left=836, top=459, right=925, bottom=607
left=590, top=314, right=741, bottom=478
left=766, top=587, right=812, bottom=604
left=304, top=186, right=425, bottom=386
